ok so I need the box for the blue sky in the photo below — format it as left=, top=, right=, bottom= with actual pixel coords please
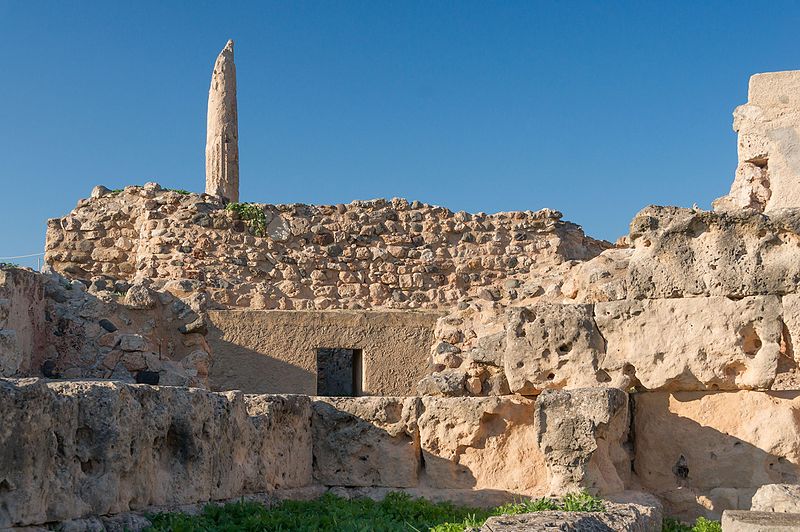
left=2, top=1, right=800, bottom=268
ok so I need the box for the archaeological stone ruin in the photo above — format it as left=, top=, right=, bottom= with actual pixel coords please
left=5, top=41, right=800, bottom=531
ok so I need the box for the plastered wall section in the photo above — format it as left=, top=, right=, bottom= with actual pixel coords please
left=207, top=310, right=441, bottom=395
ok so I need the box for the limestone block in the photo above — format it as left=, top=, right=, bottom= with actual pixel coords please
left=633, top=391, right=800, bottom=521
left=504, top=303, right=605, bottom=395
left=595, top=296, right=783, bottom=391
left=243, top=394, right=313, bottom=489
left=625, top=207, right=800, bottom=299
left=750, top=484, right=800, bottom=513
left=479, top=492, right=662, bottom=532
left=722, top=510, right=800, bottom=532
left=418, top=396, right=548, bottom=494
left=0, top=379, right=313, bottom=528
left=714, top=71, right=800, bottom=212
left=311, top=397, right=420, bottom=488
left=0, top=329, right=20, bottom=376
left=534, top=388, right=630, bottom=496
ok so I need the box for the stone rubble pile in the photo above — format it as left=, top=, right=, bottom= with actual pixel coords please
left=0, top=266, right=211, bottom=387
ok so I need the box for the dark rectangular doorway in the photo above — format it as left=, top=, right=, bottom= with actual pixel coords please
left=316, top=348, right=363, bottom=396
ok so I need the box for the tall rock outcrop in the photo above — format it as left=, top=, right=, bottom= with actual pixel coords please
left=714, top=71, right=800, bottom=212
left=205, top=40, right=239, bottom=203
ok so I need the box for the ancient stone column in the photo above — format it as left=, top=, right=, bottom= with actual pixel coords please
left=205, top=40, right=239, bottom=203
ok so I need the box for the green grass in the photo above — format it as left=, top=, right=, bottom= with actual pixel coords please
left=0, top=262, right=20, bottom=269
left=663, top=516, right=722, bottom=532
left=145, top=491, right=606, bottom=532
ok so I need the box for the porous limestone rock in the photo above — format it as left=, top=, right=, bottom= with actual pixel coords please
left=715, top=71, right=800, bottom=212
left=563, top=206, right=800, bottom=303
left=595, top=296, right=783, bottom=391
left=0, top=268, right=45, bottom=376
left=750, top=484, right=800, bottom=513
left=0, top=378, right=312, bottom=528
left=721, top=510, right=800, bottom=532
left=311, top=397, right=420, bottom=488
left=504, top=303, right=606, bottom=395
left=205, top=40, right=239, bottom=203
left=633, top=391, right=800, bottom=520
left=418, top=396, right=548, bottom=495
left=479, top=492, right=662, bottom=532
left=534, top=388, right=630, bottom=496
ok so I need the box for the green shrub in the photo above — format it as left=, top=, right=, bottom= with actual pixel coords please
left=225, top=202, right=268, bottom=236
left=145, top=491, right=613, bottom=532
left=663, top=516, right=722, bottom=532
left=0, top=262, right=19, bottom=269
left=560, top=491, right=605, bottom=512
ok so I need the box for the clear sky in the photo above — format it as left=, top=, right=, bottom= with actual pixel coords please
left=2, top=1, right=800, bottom=268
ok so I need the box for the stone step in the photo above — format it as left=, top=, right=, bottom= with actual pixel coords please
left=722, top=510, right=800, bottom=531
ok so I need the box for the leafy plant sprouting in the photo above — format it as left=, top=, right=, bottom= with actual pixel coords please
left=560, top=490, right=605, bottom=512
left=225, top=202, right=268, bottom=236
left=663, top=517, right=722, bottom=532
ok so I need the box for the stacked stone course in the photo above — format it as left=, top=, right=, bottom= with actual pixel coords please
left=45, top=183, right=609, bottom=311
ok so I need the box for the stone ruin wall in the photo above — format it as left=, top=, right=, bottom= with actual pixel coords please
left=0, top=378, right=630, bottom=529
left=714, top=70, right=800, bottom=212
left=420, top=202, right=800, bottom=518
left=7, top=70, right=800, bottom=528
left=0, top=266, right=211, bottom=387
left=44, top=183, right=610, bottom=311
left=0, top=268, right=47, bottom=376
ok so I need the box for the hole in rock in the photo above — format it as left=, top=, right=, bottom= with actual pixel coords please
left=136, top=370, right=160, bottom=385
left=672, top=455, right=689, bottom=479
left=316, top=348, right=363, bottom=397
left=740, top=324, right=762, bottom=357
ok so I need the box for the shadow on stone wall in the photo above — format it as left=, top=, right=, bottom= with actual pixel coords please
left=208, top=334, right=316, bottom=394
left=633, top=391, right=800, bottom=520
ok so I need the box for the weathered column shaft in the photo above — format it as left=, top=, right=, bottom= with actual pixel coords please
left=205, top=39, right=239, bottom=203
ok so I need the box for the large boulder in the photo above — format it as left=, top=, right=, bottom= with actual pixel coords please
left=504, top=303, right=606, bottom=395
left=311, top=397, right=420, bottom=488
left=0, top=378, right=312, bottom=528
left=595, top=295, right=783, bottom=391
left=534, top=388, right=630, bottom=496
left=418, top=396, right=547, bottom=494
left=750, top=484, right=800, bottom=513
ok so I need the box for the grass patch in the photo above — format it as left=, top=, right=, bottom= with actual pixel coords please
left=145, top=491, right=606, bottom=532
left=225, top=202, right=268, bottom=236
left=663, top=516, right=722, bottom=532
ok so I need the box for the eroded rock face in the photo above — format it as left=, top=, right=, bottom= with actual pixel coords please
left=714, top=71, right=800, bottom=212
left=311, top=397, right=420, bottom=488
left=418, top=396, right=547, bottom=494
left=750, top=484, right=800, bottom=513
left=504, top=303, right=605, bottom=395
left=0, top=379, right=312, bottom=528
left=205, top=40, right=239, bottom=203
left=595, top=296, right=783, bottom=391
left=633, top=391, right=800, bottom=520
left=562, top=206, right=800, bottom=302
left=0, top=268, right=45, bottom=376
left=534, top=388, right=630, bottom=496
